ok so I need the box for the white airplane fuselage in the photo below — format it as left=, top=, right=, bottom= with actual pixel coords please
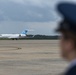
left=0, top=34, right=26, bottom=39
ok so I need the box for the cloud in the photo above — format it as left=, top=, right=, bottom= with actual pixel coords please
left=0, top=0, right=58, bottom=22
left=0, top=21, right=57, bottom=35
left=0, top=0, right=76, bottom=35
left=0, top=0, right=74, bottom=22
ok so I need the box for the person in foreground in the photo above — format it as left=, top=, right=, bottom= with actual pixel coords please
left=56, top=2, right=76, bottom=75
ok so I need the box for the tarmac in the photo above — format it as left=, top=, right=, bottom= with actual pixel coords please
left=0, top=40, right=68, bottom=75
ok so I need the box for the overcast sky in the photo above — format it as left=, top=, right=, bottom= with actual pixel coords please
left=0, top=0, right=75, bottom=35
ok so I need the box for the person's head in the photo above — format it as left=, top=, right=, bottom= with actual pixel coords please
left=56, top=3, right=76, bottom=61
left=57, top=20, right=76, bottom=61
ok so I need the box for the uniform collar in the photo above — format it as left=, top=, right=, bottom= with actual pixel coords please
left=70, top=59, right=76, bottom=67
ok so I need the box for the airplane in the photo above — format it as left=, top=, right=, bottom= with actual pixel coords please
left=0, top=30, right=31, bottom=40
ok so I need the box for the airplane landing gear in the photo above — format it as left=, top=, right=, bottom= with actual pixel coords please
left=12, top=38, right=18, bottom=40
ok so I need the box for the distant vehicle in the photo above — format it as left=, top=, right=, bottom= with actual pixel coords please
left=0, top=30, right=31, bottom=40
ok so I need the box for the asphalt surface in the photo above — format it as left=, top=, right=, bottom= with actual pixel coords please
left=0, top=40, right=68, bottom=75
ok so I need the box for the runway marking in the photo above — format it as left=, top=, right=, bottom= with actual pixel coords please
left=0, top=46, right=22, bottom=51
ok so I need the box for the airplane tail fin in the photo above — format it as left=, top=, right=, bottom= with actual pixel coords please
left=21, top=29, right=34, bottom=34
left=21, top=30, right=28, bottom=34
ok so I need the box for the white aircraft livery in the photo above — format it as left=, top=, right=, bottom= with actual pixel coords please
left=0, top=30, right=28, bottom=40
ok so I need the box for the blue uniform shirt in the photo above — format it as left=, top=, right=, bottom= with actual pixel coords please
left=68, top=59, right=76, bottom=71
